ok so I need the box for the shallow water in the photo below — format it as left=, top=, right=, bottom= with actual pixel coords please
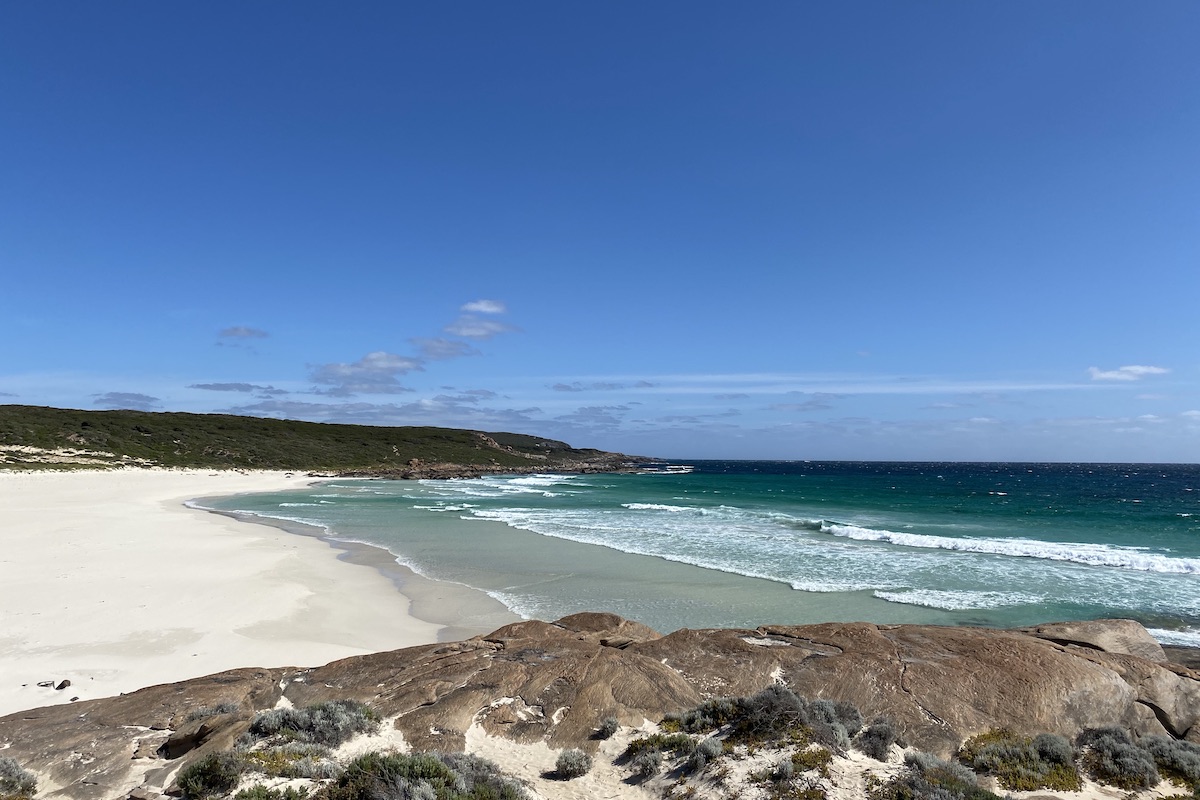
left=204, top=461, right=1200, bottom=645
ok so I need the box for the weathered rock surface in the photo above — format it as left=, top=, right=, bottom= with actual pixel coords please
left=0, top=614, right=1196, bottom=800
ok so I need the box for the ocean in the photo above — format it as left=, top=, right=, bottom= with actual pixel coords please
left=202, top=461, right=1200, bottom=646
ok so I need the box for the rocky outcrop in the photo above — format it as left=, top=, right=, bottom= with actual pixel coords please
left=0, top=615, right=1196, bottom=799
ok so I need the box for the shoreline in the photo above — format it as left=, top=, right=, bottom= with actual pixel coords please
left=195, top=502, right=520, bottom=643
left=0, top=468, right=459, bottom=717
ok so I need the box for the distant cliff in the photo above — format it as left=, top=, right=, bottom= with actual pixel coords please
left=0, top=405, right=650, bottom=474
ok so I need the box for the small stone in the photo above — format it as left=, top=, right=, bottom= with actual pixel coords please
left=55, top=679, right=71, bottom=690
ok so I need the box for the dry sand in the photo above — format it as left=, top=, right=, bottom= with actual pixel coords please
left=0, top=468, right=442, bottom=717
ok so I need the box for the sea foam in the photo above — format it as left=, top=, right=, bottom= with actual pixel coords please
left=812, top=520, right=1200, bottom=574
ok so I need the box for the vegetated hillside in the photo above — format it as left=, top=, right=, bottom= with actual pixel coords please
left=0, top=405, right=635, bottom=473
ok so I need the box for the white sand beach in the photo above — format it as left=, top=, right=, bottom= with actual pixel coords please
left=0, top=468, right=442, bottom=718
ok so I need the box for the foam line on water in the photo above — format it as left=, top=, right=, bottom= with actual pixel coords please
left=812, top=520, right=1200, bottom=574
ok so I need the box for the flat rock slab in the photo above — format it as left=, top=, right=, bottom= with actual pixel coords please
left=1, top=615, right=1197, bottom=800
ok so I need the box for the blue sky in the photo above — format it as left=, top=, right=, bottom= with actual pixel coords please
left=3, top=2, right=1198, bottom=462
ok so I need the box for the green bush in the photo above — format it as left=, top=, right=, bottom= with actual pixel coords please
left=186, top=701, right=241, bottom=723
left=855, top=718, right=897, bottom=762
left=234, top=786, right=310, bottom=800
left=1076, top=727, right=1159, bottom=790
left=959, top=729, right=1080, bottom=791
left=177, top=752, right=246, bottom=799
left=630, top=748, right=662, bottom=779
left=664, top=698, right=738, bottom=733
left=318, top=751, right=527, bottom=800
left=595, top=716, right=619, bottom=740
left=555, top=749, right=592, bottom=779
left=1140, top=736, right=1200, bottom=790
left=249, top=700, right=378, bottom=747
left=624, top=732, right=694, bottom=760
left=0, top=757, right=37, bottom=798
left=687, top=737, right=723, bottom=772
left=868, top=752, right=1004, bottom=800
left=243, top=741, right=339, bottom=778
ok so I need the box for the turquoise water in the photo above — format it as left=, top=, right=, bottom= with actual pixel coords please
left=204, top=461, right=1200, bottom=645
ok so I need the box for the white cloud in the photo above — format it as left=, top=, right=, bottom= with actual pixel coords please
left=410, top=337, right=479, bottom=360
left=444, top=315, right=518, bottom=340
left=461, top=299, right=506, bottom=314
left=1182, top=410, right=1200, bottom=418
left=1087, top=365, right=1169, bottom=381
left=310, top=351, right=423, bottom=396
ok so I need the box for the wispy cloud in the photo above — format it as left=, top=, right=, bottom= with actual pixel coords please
left=310, top=351, right=423, bottom=396
left=93, top=392, right=160, bottom=410
left=410, top=337, right=479, bottom=360
left=1088, top=365, right=1169, bottom=381
left=551, top=381, right=627, bottom=393
left=219, top=326, right=269, bottom=339
left=547, top=372, right=1096, bottom=397
left=769, top=392, right=843, bottom=413
left=189, top=382, right=287, bottom=395
left=444, top=316, right=518, bottom=340
left=445, top=299, right=518, bottom=340
left=220, top=396, right=541, bottom=429
left=461, top=299, right=506, bottom=314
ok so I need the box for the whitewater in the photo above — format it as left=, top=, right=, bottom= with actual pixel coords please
left=204, top=460, right=1200, bottom=646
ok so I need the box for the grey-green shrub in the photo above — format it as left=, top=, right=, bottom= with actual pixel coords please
left=687, top=737, right=723, bottom=772
left=630, top=748, right=662, bottom=779
left=0, top=757, right=37, bottom=797
left=1076, top=727, right=1159, bottom=790
left=233, top=786, right=309, bottom=800
left=667, top=697, right=738, bottom=733
left=960, top=730, right=1080, bottom=792
left=323, top=751, right=527, bottom=800
left=771, top=759, right=795, bottom=782
left=1140, top=735, right=1200, bottom=788
left=177, top=751, right=246, bottom=799
left=555, top=749, right=592, bottom=779
left=595, top=716, right=619, bottom=740
left=855, top=718, right=897, bottom=761
left=248, top=699, right=378, bottom=747
left=867, top=752, right=1004, bottom=800
left=186, top=701, right=241, bottom=723
left=1032, top=732, right=1075, bottom=766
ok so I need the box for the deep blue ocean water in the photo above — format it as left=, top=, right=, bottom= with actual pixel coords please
left=205, top=461, right=1200, bottom=645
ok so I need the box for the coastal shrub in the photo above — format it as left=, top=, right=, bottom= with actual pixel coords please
left=595, top=716, right=619, bottom=740
left=243, top=742, right=339, bottom=779
left=959, top=729, right=1080, bottom=791
left=665, top=697, right=738, bottom=733
left=792, top=746, right=834, bottom=776
left=1140, top=735, right=1200, bottom=789
left=177, top=751, right=246, bottom=799
left=1075, top=727, right=1159, bottom=790
left=630, top=748, right=663, bottom=779
left=687, top=737, right=724, bottom=772
left=554, top=748, right=592, bottom=779
left=318, top=751, right=527, bottom=800
left=249, top=699, right=378, bottom=747
left=0, top=757, right=37, bottom=798
left=436, top=752, right=524, bottom=796
left=234, top=786, right=310, bottom=800
left=186, top=701, right=241, bottom=723
left=624, top=732, right=695, bottom=759
left=727, top=686, right=861, bottom=751
left=855, top=718, right=898, bottom=761
left=867, top=751, right=1003, bottom=800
